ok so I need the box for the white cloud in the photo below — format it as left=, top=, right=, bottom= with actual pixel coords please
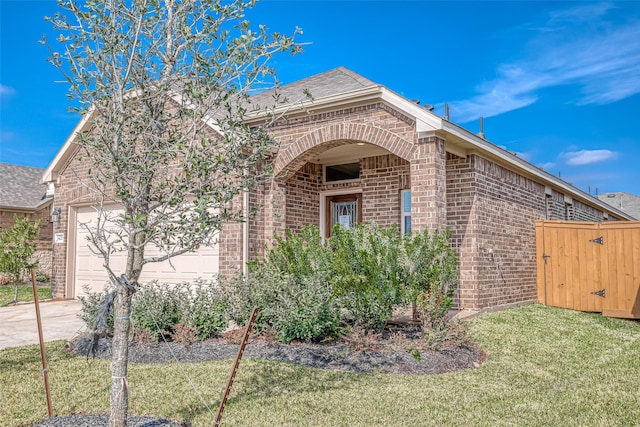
left=0, top=84, right=16, bottom=98
left=561, top=149, right=618, bottom=166
left=449, top=3, right=640, bottom=122
left=538, top=161, right=556, bottom=170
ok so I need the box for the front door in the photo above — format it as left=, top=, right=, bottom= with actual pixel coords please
left=325, top=193, right=362, bottom=237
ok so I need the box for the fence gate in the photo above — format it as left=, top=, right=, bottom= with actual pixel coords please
left=536, top=220, right=640, bottom=319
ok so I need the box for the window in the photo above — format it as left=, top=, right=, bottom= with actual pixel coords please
left=324, top=162, right=360, bottom=183
left=401, top=190, right=411, bottom=235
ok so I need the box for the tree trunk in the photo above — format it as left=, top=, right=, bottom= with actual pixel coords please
left=109, top=285, right=133, bottom=427
left=13, top=283, right=18, bottom=304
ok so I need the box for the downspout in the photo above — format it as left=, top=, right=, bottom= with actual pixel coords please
left=242, top=189, right=249, bottom=276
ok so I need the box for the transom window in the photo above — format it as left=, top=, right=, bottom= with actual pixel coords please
left=324, top=162, right=360, bottom=183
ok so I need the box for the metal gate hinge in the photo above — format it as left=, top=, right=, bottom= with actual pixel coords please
left=589, top=236, right=604, bottom=245
left=591, top=289, right=606, bottom=298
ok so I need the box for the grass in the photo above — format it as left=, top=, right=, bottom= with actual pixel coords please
left=0, top=285, right=52, bottom=307
left=1, top=304, right=638, bottom=426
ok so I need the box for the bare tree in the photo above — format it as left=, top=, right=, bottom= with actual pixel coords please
left=45, top=0, right=301, bottom=425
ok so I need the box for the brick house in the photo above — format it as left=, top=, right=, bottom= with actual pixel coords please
left=0, top=163, right=54, bottom=279
left=42, top=67, right=632, bottom=310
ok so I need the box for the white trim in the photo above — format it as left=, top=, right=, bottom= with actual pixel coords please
left=242, top=190, right=249, bottom=276
left=41, top=107, right=94, bottom=184
left=319, top=188, right=363, bottom=239
left=65, top=205, right=78, bottom=299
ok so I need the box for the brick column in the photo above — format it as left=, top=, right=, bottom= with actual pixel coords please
left=262, top=177, right=287, bottom=248
left=410, top=135, right=447, bottom=232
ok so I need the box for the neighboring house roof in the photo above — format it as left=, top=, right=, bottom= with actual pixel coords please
left=42, top=66, right=634, bottom=221
left=0, top=163, right=53, bottom=211
left=597, top=192, right=640, bottom=220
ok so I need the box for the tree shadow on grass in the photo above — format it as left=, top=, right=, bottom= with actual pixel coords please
left=227, top=358, right=369, bottom=404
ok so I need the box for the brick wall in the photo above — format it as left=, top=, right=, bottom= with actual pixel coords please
left=573, top=199, right=606, bottom=221
left=472, top=155, right=546, bottom=308
left=446, top=154, right=547, bottom=309
left=411, top=137, right=447, bottom=231
left=360, top=155, right=410, bottom=229
left=285, top=162, right=321, bottom=233
left=445, top=153, right=477, bottom=309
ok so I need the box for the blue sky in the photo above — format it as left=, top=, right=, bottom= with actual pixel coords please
left=1, top=0, right=639, bottom=195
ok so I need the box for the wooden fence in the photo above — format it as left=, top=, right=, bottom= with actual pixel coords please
left=536, top=220, right=640, bottom=319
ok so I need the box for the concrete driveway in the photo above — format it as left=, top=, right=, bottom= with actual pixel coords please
left=0, top=299, right=86, bottom=350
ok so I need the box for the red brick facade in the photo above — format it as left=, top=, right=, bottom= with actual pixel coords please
left=46, top=89, right=628, bottom=310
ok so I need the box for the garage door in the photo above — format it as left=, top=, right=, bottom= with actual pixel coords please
left=74, top=205, right=219, bottom=298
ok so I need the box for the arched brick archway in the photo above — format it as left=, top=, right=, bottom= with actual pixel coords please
left=274, top=122, right=415, bottom=177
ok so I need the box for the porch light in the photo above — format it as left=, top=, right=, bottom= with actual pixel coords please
left=50, top=207, right=62, bottom=223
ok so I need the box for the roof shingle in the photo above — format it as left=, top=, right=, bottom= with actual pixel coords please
left=250, top=66, right=378, bottom=108
left=0, top=163, right=52, bottom=210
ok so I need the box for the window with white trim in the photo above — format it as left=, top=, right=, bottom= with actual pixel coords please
left=401, top=190, right=411, bottom=235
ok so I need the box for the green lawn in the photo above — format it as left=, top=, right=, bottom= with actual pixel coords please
left=0, top=285, right=52, bottom=307
left=1, top=304, right=638, bottom=426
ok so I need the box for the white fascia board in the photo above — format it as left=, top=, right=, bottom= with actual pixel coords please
left=440, top=120, right=633, bottom=220
left=378, top=88, right=441, bottom=132
left=41, top=107, right=95, bottom=184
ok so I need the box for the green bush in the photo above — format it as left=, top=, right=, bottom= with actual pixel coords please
left=329, top=224, right=404, bottom=331
left=262, top=272, right=341, bottom=343
left=80, top=280, right=229, bottom=342
left=402, top=228, right=459, bottom=331
left=78, top=224, right=461, bottom=345
left=131, top=281, right=184, bottom=341
left=233, top=271, right=341, bottom=344
left=228, top=226, right=341, bottom=343
left=183, top=279, right=228, bottom=340
left=78, top=284, right=114, bottom=330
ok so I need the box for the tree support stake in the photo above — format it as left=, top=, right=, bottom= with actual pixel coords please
left=214, top=306, right=259, bottom=426
left=32, top=267, right=53, bottom=418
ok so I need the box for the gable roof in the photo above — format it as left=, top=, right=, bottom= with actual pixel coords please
left=0, top=163, right=53, bottom=211
left=42, top=66, right=634, bottom=220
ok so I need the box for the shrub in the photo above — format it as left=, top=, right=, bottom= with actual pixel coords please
left=182, top=279, right=228, bottom=340
left=78, top=284, right=114, bottom=331
left=80, top=280, right=229, bottom=342
left=226, top=226, right=341, bottom=343
left=227, top=271, right=341, bottom=344
left=131, top=281, right=184, bottom=341
left=170, top=323, right=199, bottom=346
left=261, top=272, right=341, bottom=343
left=402, top=228, right=459, bottom=332
left=0, top=215, right=39, bottom=303
left=329, top=224, right=404, bottom=331
left=422, top=319, right=471, bottom=350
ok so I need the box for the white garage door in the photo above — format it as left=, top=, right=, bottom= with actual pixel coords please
left=74, top=205, right=219, bottom=298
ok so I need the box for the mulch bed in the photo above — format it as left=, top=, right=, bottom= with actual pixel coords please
left=66, top=322, right=485, bottom=375
left=34, top=323, right=485, bottom=426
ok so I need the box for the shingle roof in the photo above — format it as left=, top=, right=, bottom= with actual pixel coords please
left=250, top=66, right=378, bottom=107
left=597, top=192, right=640, bottom=220
left=0, top=163, right=52, bottom=210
